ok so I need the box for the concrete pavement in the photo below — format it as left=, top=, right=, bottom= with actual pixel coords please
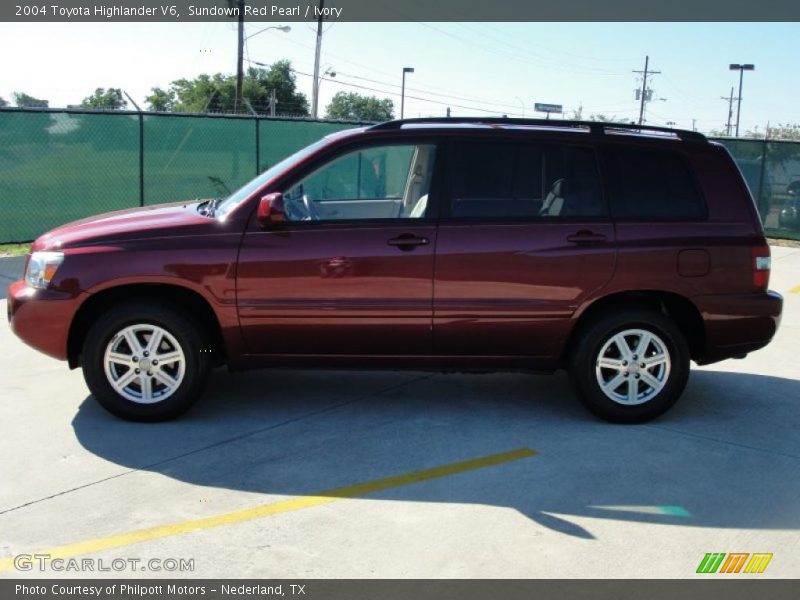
left=1, top=246, right=798, bottom=578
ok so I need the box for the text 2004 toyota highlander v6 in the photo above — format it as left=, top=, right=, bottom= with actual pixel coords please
left=8, top=118, right=783, bottom=422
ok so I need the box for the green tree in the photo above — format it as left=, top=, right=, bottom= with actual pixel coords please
left=325, top=92, right=394, bottom=122
left=0, top=96, right=8, bottom=107
left=12, top=92, right=48, bottom=108
left=145, top=87, right=176, bottom=112
left=243, top=61, right=309, bottom=115
left=145, top=60, right=309, bottom=115
left=81, top=88, right=127, bottom=109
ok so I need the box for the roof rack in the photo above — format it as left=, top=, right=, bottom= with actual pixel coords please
left=369, top=117, right=707, bottom=143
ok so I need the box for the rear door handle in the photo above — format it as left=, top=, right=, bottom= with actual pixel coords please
left=567, top=230, right=607, bottom=245
left=387, top=234, right=430, bottom=251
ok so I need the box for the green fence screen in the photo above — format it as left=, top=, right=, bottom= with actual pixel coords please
left=0, top=110, right=140, bottom=242
left=0, top=109, right=363, bottom=242
left=1, top=108, right=799, bottom=243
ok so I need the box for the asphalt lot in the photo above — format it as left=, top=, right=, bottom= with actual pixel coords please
left=1, top=247, right=799, bottom=579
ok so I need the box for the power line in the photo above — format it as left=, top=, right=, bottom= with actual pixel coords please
left=246, top=29, right=539, bottom=111
left=330, top=70, right=526, bottom=110
left=288, top=66, right=525, bottom=116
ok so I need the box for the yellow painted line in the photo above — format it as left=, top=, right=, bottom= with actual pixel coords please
left=0, top=447, right=536, bottom=573
left=789, top=285, right=800, bottom=294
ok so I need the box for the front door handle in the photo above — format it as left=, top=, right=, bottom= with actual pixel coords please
left=567, top=230, right=607, bottom=245
left=387, top=234, right=430, bottom=251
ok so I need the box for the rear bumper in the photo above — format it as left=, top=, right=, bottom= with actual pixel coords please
left=7, top=280, right=86, bottom=361
left=693, top=290, right=783, bottom=365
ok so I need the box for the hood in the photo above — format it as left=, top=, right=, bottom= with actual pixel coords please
left=33, top=200, right=216, bottom=251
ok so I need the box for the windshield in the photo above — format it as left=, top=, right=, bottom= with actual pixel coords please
left=215, top=138, right=329, bottom=220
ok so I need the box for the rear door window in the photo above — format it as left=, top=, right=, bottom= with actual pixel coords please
left=448, top=140, right=605, bottom=219
left=604, top=146, right=705, bottom=220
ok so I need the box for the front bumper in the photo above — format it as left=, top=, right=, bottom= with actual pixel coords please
left=7, top=280, right=86, bottom=361
left=693, top=290, right=783, bottom=365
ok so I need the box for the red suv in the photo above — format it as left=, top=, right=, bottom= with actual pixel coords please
left=7, top=118, right=783, bottom=423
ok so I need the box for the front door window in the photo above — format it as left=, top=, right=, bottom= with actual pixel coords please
left=283, top=144, right=436, bottom=221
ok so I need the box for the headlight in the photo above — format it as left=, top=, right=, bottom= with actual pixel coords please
left=25, top=251, right=64, bottom=289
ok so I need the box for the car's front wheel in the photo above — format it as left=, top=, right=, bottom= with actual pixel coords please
left=82, top=301, right=212, bottom=421
left=569, top=309, right=690, bottom=423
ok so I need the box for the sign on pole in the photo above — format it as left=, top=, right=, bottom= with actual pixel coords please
left=534, top=103, right=563, bottom=114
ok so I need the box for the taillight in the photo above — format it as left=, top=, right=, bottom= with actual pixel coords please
left=752, top=243, right=771, bottom=291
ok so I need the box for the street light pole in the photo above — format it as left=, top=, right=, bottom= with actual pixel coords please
left=401, top=67, right=414, bottom=119
left=729, top=63, right=754, bottom=137
left=514, top=96, right=525, bottom=117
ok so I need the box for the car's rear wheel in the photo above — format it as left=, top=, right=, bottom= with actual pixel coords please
left=82, top=302, right=212, bottom=421
left=569, top=309, right=690, bottom=423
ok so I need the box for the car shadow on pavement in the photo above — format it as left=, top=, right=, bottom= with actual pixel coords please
left=71, top=368, right=800, bottom=539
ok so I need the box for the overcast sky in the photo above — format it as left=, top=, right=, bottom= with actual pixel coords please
left=1, top=21, right=797, bottom=134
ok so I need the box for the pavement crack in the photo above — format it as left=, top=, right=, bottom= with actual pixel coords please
left=643, top=423, right=800, bottom=461
left=0, top=374, right=432, bottom=516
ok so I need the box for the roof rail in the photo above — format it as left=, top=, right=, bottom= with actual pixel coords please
left=369, top=117, right=707, bottom=143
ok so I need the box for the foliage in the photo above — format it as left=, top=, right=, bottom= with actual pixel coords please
left=146, top=87, right=175, bottom=112
left=12, top=92, right=48, bottom=108
left=81, top=88, right=128, bottom=110
left=325, top=92, right=394, bottom=122
left=589, top=114, right=624, bottom=123
left=747, top=123, right=800, bottom=141
left=568, top=106, right=630, bottom=124
left=145, top=60, right=309, bottom=115
left=0, top=243, right=31, bottom=256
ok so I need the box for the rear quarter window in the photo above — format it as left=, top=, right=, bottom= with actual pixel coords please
left=604, top=146, right=706, bottom=220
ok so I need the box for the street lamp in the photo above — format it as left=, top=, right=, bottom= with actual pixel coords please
left=729, top=63, right=754, bottom=137
left=401, top=67, right=414, bottom=119
left=245, top=25, right=291, bottom=41
left=236, top=25, right=291, bottom=113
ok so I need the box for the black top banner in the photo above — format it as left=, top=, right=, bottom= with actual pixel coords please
left=3, top=0, right=800, bottom=22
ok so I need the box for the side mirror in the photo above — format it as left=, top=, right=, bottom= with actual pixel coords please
left=257, top=193, right=286, bottom=227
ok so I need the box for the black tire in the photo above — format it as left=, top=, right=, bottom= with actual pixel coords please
left=82, top=301, right=212, bottom=421
left=568, top=309, right=690, bottom=423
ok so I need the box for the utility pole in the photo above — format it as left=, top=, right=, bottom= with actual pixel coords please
left=311, top=0, right=324, bottom=119
left=721, top=87, right=737, bottom=136
left=633, top=55, right=660, bottom=126
left=234, top=0, right=245, bottom=113
left=270, top=89, right=276, bottom=117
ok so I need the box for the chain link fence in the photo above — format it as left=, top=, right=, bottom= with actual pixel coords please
left=0, top=108, right=368, bottom=242
left=1, top=108, right=799, bottom=242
